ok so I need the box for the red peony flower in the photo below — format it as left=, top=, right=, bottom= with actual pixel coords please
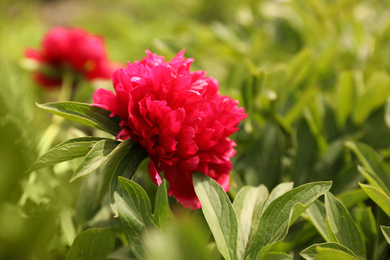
left=93, top=50, right=247, bottom=209
left=25, top=27, right=114, bottom=88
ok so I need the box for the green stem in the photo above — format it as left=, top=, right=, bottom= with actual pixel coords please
left=38, top=72, right=74, bottom=155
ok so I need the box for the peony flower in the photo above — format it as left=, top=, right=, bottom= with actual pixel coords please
left=93, top=50, right=247, bottom=209
left=25, top=27, right=114, bottom=88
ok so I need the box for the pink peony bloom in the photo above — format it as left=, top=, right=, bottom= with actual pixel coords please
left=25, top=27, right=114, bottom=88
left=93, top=50, right=247, bottom=209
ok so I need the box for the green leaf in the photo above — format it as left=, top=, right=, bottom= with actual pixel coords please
left=28, top=137, right=105, bottom=173
left=261, top=252, right=293, bottom=260
left=353, top=71, right=390, bottom=125
left=260, top=182, right=294, bottom=217
left=325, top=192, right=366, bottom=260
left=153, top=179, right=174, bottom=229
left=70, top=139, right=123, bottom=182
left=380, top=226, right=390, bottom=244
left=337, top=189, right=369, bottom=208
left=118, top=177, right=155, bottom=228
left=246, top=181, right=332, bottom=259
left=109, top=144, right=147, bottom=216
left=306, top=200, right=332, bottom=242
left=345, top=141, right=390, bottom=194
left=359, top=183, right=390, bottom=217
left=37, top=101, right=122, bottom=136
left=233, top=184, right=268, bottom=250
left=193, top=172, right=240, bottom=260
left=114, top=192, right=146, bottom=260
left=66, top=228, right=115, bottom=260
left=334, top=71, right=355, bottom=129
left=300, top=242, right=358, bottom=260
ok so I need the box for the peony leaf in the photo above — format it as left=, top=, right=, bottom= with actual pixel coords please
left=27, top=137, right=106, bottom=173
left=300, top=242, right=358, bottom=260
left=109, top=144, right=147, bottom=216
left=37, top=101, right=122, bottom=136
left=233, top=184, right=268, bottom=251
left=325, top=192, right=367, bottom=260
left=345, top=141, right=390, bottom=195
left=260, top=182, right=294, bottom=217
left=153, top=179, right=174, bottom=229
left=245, top=181, right=332, bottom=259
left=193, top=172, right=240, bottom=260
left=66, top=228, right=115, bottom=260
left=359, top=183, right=390, bottom=217
left=306, top=200, right=333, bottom=242
left=114, top=192, right=146, bottom=260
left=261, top=252, right=293, bottom=260
left=70, top=139, right=125, bottom=182
left=380, top=226, right=390, bottom=244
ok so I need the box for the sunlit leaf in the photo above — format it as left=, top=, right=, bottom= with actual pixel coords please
left=28, top=137, right=106, bottom=173
left=37, top=101, right=122, bottom=136
left=359, top=183, right=390, bottom=217
left=300, top=242, right=358, bottom=260
left=306, top=200, right=332, bottom=242
left=66, top=228, right=115, bottom=260
left=380, top=226, right=390, bottom=245
left=233, top=184, right=268, bottom=250
left=246, top=181, right=332, bottom=259
left=325, top=192, right=366, bottom=260
left=70, top=139, right=122, bottom=182
left=193, top=172, right=240, bottom=260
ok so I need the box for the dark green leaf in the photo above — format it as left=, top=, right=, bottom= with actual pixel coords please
left=28, top=137, right=106, bottom=173
left=246, top=181, right=332, bottom=259
left=37, top=102, right=122, bottom=136
left=66, top=228, right=115, bottom=260
left=193, top=172, right=240, bottom=260
left=380, top=226, right=390, bottom=244
left=325, top=192, right=366, bottom=260
left=300, top=242, right=358, bottom=260
left=109, top=144, right=147, bottom=216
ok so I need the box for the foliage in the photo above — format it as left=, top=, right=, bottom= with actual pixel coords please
left=2, top=0, right=390, bottom=259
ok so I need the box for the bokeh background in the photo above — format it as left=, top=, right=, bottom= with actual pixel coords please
left=1, top=0, right=390, bottom=259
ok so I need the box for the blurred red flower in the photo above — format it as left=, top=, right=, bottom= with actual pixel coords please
left=25, top=27, right=114, bottom=88
left=93, top=50, right=247, bottom=209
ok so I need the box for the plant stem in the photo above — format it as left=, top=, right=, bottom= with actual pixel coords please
left=38, top=72, right=73, bottom=155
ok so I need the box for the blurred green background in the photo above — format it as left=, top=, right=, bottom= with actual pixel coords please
left=1, top=0, right=390, bottom=259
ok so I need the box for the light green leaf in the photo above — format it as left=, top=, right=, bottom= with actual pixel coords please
left=28, top=137, right=105, bottom=173
left=345, top=141, right=390, bottom=194
left=380, top=226, right=390, bottom=244
left=260, top=182, right=294, bottom=217
left=246, top=181, right=332, bottom=259
left=325, top=192, right=366, bottom=260
left=109, top=144, right=147, bottom=216
left=300, top=242, right=358, bottom=260
left=261, top=251, right=293, bottom=260
left=306, top=200, right=332, bottom=242
left=233, top=184, right=268, bottom=250
left=353, top=71, right=390, bottom=125
left=193, top=172, right=240, bottom=260
left=66, top=228, right=115, bottom=260
left=37, top=101, right=122, bottom=136
left=153, top=179, right=174, bottom=229
left=334, top=71, right=355, bottom=129
left=359, top=183, right=390, bottom=217
left=70, top=139, right=123, bottom=182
